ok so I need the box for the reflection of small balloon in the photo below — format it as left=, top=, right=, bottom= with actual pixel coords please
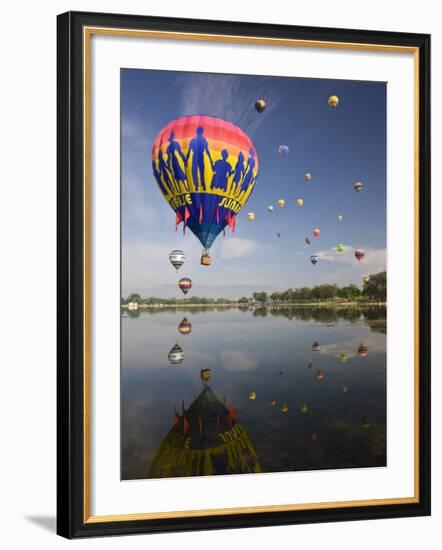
left=313, top=228, right=320, bottom=237
left=168, top=343, right=184, bottom=364
left=255, top=98, right=266, bottom=113
left=280, top=403, right=289, bottom=413
left=308, top=432, right=317, bottom=440
left=299, top=403, right=308, bottom=413
left=278, top=199, right=285, bottom=207
left=328, top=95, right=339, bottom=108
left=247, top=212, right=255, bottom=221
left=358, top=343, right=368, bottom=357
left=248, top=391, right=256, bottom=400
left=270, top=399, right=276, bottom=407
left=341, top=384, right=349, bottom=393
left=278, top=144, right=289, bottom=157
left=304, top=173, right=312, bottom=181
left=178, top=317, right=192, bottom=335
left=307, top=362, right=314, bottom=371
left=268, top=205, right=274, bottom=212
left=316, top=370, right=324, bottom=380
left=312, top=341, right=321, bottom=352
left=296, top=198, right=304, bottom=207
left=354, top=181, right=363, bottom=192
left=362, top=418, right=370, bottom=428
left=339, top=353, right=349, bottom=363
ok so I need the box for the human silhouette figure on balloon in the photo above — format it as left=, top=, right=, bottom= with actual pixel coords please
left=211, top=149, right=232, bottom=191
left=232, top=151, right=245, bottom=193
left=166, top=132, right=188, bottom=190
left=240, top=148, right=256, bottom=192
left=153, top=155, right=173, bottom=195
left=185, top=126, right=214, bottom=191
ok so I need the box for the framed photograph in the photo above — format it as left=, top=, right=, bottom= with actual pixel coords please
left=57, top=11, right=431, bottom=538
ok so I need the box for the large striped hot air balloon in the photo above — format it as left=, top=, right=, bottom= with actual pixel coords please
left=169, top=249, right=185, bottom=271
left=152, top=115, right=258, bottom=265
left=178, top=277, right=192, bottom=295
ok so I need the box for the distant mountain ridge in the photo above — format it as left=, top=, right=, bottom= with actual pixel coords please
left=127, top=284, right=278, bottom=300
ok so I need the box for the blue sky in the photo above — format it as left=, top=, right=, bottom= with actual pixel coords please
left=121, top=69, right=386, bottom=298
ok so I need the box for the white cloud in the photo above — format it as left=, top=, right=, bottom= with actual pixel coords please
left=220, top=350, right=257, bottom=371
left=220, top=238, right=257, bottom=259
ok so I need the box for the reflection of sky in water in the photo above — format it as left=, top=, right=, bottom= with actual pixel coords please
left=122, top=308, right=386, bottom=480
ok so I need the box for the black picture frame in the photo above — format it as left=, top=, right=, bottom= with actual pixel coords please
left=57, top=10, right=431, bottom=539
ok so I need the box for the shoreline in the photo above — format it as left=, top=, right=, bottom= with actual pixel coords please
left=123, top=301, right=386, bottom=309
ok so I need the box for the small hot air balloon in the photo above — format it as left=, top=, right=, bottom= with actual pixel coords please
left=363, top=276, right=370, bottom=284
left=178, top=317, right=192, bottom=335
left=358, top=343, right=368, bottom=357
left=168, top=343, right=184, bottom=364
left=169, top=249, right=186, bottom=271
left=313, top=228, right=320, bottom=237
left=276, top=233, right=281, bottom=238
left=304, top=173, right=312, bottom=182
left=305, top=237, right=311, bottom=245
left=316, top=370, right=324, bottom=380
left=278, top=145, right=289, bottom=157
left=328, top=95, right=339, bottom=108
left=299, top=403, right=308, bottom=413
left=278, top=199, right=285, bottom=208
left=296, top=198, right=304, bottom=207
left=354, top=181, right=363, bottom=192
left=178, top=277, right=192, bottom=295
left=248, top=391, right=257, bottom=400
left=341, top=384, right=349, bottom=393
left=361, top=418, right=370, bottom=429
left=255, top=98, right=266, bottom=113
left=355, top=249, right=365, bottom=262
left=308, top=432, right=317, bottom=440
left=312, top=341, right=321, bottom=352
left=339, top=353, right=349, bottom=363
left=310, top=255, right=319, bottom=266
left=280, top=403, right=289, bottom=413
left=337, top=215, right=343, bottom=222
left=200, top=368, right=211, bottom=383
left=336, top=243, right=345, bottom=253
left=247, top=212, right=255, bottom=221
left=307, top=362, right=314, bottom=371
left=270, top=399, right=276, bottom=407
left=268, top=205, right=274, bottom=212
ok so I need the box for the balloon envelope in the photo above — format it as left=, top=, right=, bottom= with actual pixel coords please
left=247, top=212, right=255, bottom=221
left=304, top=173, right=312, bottom=181
left=355, top=249, right=365, bottom=261
left=152, top=115, right=258, bottom=252
left=267, top=205, right=274, bottom=212
left=337, top=215, right=343, bottom=222
left=168, top=343, right=184, bottom=364
left=178, top=277, right=192, bottom=295
left=278, top=145, right=289, bottom=157
left=169, top=249, right=185, bottom=271
left=305, top=237, right=311, bottom=245
left=354, top=181, right=363, bottom=192
left=328, top=95, right=339, bottom=108
left=313, top=228, right=320, bottom=237
left=310, top=255, right=319, bottom=265
left=278, top=199, right=285, bottom=207
left=296, top=198, right=304, bottom=207
left=178, top=317, right=192, bottom=335
left=336, top=243, right=345, bottom=253
left=255, top=98, right=266, bottom=113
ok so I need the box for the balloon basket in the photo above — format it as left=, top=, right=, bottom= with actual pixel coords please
left=201, top=251, right=211, bottom=266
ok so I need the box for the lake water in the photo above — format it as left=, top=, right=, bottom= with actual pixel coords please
left=121, top=306, right=386, bottom=480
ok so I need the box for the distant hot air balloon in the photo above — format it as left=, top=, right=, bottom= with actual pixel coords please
left=270, top=399, right=276, bottom=407
left=296, top=198, right=304, bottom=207
left=361, top=418, right=370, bottom=429
left=307, top=362, right=314, bottom=371
left=337, top=215, right=343, bottom=222
left=328, top=95, right=339, bottom=108
left=278, top=199, right=285, bottom=208
left=312, top=341, right=321, bottom=352
left=152, top=115, right=258, bottom=266
left=341, top=384, right=349, bottom=393
left=178, top=317, right=192, bottom=335
left=310, top=255, right=319, bottom=266
left=247, top=212, right=255, bottom=221
left=336, top=243, right=345, bottom=253
left=305, top=237, right=311, bottom=245
left=178, top=277, right=192, bottom=295
left=255, top=98, right=266, bottom=113
left=268, top=205, right=274, bottom=212
left=276, top=233, right=281, bottom=238
left=169, top=249, right=185, bottom=271
left=280, top=403, right=289, bottom=413
left=248, top=391, right=257, bottom=400
left=308, top=432, right=317, bottom=440
left=316, top=370, right=324, bottom=380
left=278, top=145, right=289, bottom=157
left=358, top=343, right=368, bottom=357
left=363, top=276, right=370, bottom=284
left=354, top=181, right=363, bottom=192
left=304, top=173, right=312, bottom=182
left=299, top=403, right=308, bottom=413
left=355, top=249, right=365, bottom=261
left=168, top=343, right=184, bottom=364
left=313, top=228, right=320, bottom=237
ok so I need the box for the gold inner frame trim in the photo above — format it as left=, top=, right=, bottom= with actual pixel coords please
left=82, top=26, right=420, bottom=523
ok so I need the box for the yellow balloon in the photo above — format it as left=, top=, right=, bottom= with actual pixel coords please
left=299, top=403, right=308, bottom=413
left=248, top=391, right=256, bottom=400
left=247, top=212, right=255, bottom=221
left=280, top=403, right=289, bottom=413
left=296, top=198, right=304, bottom=207
left=328, top=95, right=339, bottom=108
left=278, top=199, right=285, bottom=207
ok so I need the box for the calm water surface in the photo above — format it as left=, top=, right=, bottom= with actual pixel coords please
left=121, top=306, right=386, bottom=480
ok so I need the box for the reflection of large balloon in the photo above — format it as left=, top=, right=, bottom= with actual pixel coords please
left=355, top=249, right=365, bottom=261
left=312, top=341, right=321, bottom=352
left=169, top=249, right=185, bottom=271
left=178, top=317, right=192, bottom=335
left=152, top=115, right=258, bottom=265
left=328, top=95, right=339, bottom=108
left=313, top=228, right=320, bottom=237
left=358, top=343, right=368, bottom=357
left=168, top=343, right=184, bottom=364
left=316, top=370, right=324, bottom=380
left=255, top=98, right=266, bottom=113
left=310, top=255, right=319, bottom=266
left=354, top=181, right=363, bottom=192
left=278, top=145, right=289, bottom=157
left=280, top=403, right=289, bottom=413
left=178, top=277, right=192, bottom=295
left=278, top=199, right=285, bottom=208
left=248, top=391, right=256, bottom=400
